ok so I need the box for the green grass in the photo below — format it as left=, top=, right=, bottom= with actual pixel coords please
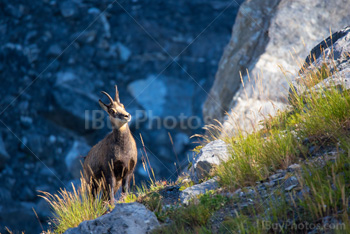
left=39, top=178, right=109, bottom=234
left=217, top=128, right=306, bottom=189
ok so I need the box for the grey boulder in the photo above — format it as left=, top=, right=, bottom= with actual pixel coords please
left=64, top=202, right=159, bottom=234
left=190, top=139, right=230, bottom=183
left=180, top=177, right=219, bottom=205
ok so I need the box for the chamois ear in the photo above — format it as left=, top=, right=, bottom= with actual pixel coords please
left=115, top=85, right=120, bottom=103
left=99, top=99, right=109, bottom=112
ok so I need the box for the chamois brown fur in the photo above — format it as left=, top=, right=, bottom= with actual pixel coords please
left=83, top=86, right=137, bottom=204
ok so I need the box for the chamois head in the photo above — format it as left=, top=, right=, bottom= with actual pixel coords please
left=99, top=85, right=131, bottom=129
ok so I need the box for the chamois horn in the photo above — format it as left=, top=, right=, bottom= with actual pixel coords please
left=101, top=91, right=114, bottom=105
left=115, top=85, right=120, bottom=103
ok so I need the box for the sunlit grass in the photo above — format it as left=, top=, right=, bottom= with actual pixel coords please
left=217, top=128, right=305, bottom=189
left=39, top=177, right=109, bottom=234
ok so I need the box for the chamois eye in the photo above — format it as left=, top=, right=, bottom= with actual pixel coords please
left=109, top=109, right=116, bottom=115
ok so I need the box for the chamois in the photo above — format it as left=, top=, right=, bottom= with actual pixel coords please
left=83, top=85, right=137, bottom=204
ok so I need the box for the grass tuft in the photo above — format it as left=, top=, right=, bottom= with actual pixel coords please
left=39, top=177, right=109, bottom=234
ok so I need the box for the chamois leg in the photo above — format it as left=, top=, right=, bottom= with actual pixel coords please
left=106, top=176, right=117, bottom=205
left=122, top=173, right=132, bottom=194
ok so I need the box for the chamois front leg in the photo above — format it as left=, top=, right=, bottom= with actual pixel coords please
left=106, top=176, right=117, bottom=205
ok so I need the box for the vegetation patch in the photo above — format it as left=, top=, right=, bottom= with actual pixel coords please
left=153, top=191, right=229, bottom=234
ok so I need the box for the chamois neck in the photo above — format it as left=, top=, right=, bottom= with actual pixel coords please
left=112, top=124, right=130, bottom=141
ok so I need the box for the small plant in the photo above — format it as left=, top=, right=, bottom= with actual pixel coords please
left=153, top=190, right=229, bottom=233
left=198, top=190, right=228, bottom=211
left=153, top=203, right=211, bottom=234
left=39, top=177, right=109, bottom=234
left=179, top=180, right=194, bottom=191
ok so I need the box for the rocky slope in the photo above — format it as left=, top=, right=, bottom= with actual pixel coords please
left=203, top=0, right=350, bottom=133
left=153, top=26, right=350, bottom=233
left=0, top=0, right=243, bottom=232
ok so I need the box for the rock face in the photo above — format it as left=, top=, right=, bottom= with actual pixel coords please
left=64, top=202, right=159, bottom=234
left=180, top=177, right=218, bottom=205
left=203, top=0, right=350, bottom=133
left=190, top=140, right=230, bottom=183
left=290, top=26, right=350, bottom=100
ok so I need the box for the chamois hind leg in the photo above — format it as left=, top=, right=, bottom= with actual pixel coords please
left=122, top=159, right=135, bottom=194
left=122, top=173, right=132, bottom=194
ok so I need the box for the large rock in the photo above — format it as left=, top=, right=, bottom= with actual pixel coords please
left=203, top=0, right=350, bottom=133
left=190, top=139, right=230, bottom=183
left=64, top=202, right=159, bottom=234
left=180, top=177, right=218, bottom=205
